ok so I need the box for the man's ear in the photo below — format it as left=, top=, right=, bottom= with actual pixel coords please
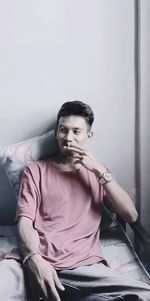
left=87, top=131, right=93, bottom=140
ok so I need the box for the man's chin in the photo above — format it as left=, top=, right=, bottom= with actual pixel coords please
left=60, top=148, right=73, bottom=157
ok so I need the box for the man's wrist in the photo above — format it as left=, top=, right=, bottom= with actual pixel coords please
left=23, top=251, right=41, bottom=266
left=94, top=167, right=113, bottom=185
left=93, top=166, right=107, bottom=179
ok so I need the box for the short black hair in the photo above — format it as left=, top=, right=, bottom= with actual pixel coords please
left=56, top=101, right=94, bottom=128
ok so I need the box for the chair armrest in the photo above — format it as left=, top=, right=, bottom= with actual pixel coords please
left=116, top=214, right=150, bottom=246
left=128, top=219, right=150, bottom=271
left=129, top=219, right=150, bottom=246
left=115, top=217, right=150, bottom=273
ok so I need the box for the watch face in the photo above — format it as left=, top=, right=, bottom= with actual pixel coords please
left=104, top=172, right=112, bottom=181
left=100, top=171, right=112, bottom=185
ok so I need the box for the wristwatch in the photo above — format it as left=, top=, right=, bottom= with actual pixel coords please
left=99, top=169, right=113, bottom=185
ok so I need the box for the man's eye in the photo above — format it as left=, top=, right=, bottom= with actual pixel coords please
left=74, top=131, right=81, bottom=135
left=60, top=128, right=67, bottom=133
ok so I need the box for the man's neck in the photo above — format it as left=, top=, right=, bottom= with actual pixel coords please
left=51, top=151, right=79, bottom=171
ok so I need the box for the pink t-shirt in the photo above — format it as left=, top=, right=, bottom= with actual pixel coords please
left=11, top=159, right=106, bottom=270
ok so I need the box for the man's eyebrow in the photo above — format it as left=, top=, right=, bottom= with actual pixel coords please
left=73, top=127, right=82, bottom=131
left=59, top=124, right=82, bottom=130
left=59, top=124, right=65, bottom=127
left=59, top=124, right=67, bottom=128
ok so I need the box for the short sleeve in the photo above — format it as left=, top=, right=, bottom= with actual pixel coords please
left=15, top=166, right=39, bottom=222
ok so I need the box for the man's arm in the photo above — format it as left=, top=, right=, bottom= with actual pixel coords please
left=17, top=216, right=40, bottom=257
left=17, top=216, right=64, bottom=300
left=101, top=179, right=138, bottom=223
left=65, top=143, right=138, bottom=223
left=93, top=164, right=138, bottom=223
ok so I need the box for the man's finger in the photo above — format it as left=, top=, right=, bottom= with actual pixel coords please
left=74, top=160, right=82, bottom=165
left=65, top=146, right=86, bottom=155
left=38, top=279, right=48, bottom=299
left=47, top=281, right=61, bottom=301
left=64, top=141, right=84, bottom=150
left=53, top=272, right=65, bottom=291
left=69, top=143, right=84, bottom=150
left=73, top=154, right=84, bottom=159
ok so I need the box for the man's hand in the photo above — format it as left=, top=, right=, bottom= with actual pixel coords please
left=64, top=142, right=106, bottom=174
left=64, top=142, right=138, bottom=223
left=26, top=254, right=65, bottom=301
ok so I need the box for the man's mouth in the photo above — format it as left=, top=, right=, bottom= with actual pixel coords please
left=62, top=142, right=71, bottom=147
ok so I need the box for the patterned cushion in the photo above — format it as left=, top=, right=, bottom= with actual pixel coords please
left=0, top=130, right=57, bottom=197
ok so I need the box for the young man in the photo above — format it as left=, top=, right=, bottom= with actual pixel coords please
left=1, top=101, right=150, bottom=301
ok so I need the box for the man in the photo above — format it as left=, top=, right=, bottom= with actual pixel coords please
left=1, top=101, right=150, bottom=301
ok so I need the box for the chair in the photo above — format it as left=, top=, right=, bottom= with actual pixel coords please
left=101, top=203, right=150, bottom=284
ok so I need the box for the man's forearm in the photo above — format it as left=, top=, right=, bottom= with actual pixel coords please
left=17, top=216, right=64, bottom=300
left=17, top=216, right=40, bottom=258
left=94, top=165, right=138, bottom=223
left=103, top=179, right=138, bottom=222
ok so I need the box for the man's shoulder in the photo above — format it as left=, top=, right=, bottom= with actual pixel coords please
left=24, top=159, right=50, bottom=174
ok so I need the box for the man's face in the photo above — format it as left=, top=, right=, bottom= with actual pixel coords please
left=56, top=115, right=92, bottom=155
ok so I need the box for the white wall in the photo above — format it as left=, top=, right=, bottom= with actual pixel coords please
left=0, top=0, right=135, bottom=224
left=140, top=0, right=150, bottom=232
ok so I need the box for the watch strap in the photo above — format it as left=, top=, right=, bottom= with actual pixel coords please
left=97, top=168, right=113, bottom=185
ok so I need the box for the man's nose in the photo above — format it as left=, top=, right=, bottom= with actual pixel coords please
left=65, top=131, right=73, bottom=141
